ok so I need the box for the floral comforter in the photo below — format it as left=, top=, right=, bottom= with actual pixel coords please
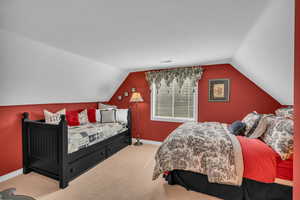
left=153, top=122, right=244, bottom=186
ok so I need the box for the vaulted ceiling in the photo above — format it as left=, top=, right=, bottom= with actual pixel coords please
left=0, top=0, right=294, bottom=106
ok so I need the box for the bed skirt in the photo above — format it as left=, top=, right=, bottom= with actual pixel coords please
left=165, top=170, right=292, bottom=200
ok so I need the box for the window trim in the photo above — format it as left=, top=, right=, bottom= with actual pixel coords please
left=150, top=82, right=198, bottom=123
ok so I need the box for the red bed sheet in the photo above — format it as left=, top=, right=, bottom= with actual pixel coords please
left=237, top=136, right=277, bottom=183
left=276, top=156, right=293, bottom=181
left=237, top=136, right=293, bottom=183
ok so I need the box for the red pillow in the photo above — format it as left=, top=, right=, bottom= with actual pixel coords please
left=87, top=108, right=96, bottom=123
left=66, top=111, right=80, bottom=126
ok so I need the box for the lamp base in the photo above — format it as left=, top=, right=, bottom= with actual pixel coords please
left=134, top=138, right=143, bottom=146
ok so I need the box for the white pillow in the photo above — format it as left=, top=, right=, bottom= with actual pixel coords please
left=95, top=109, right=101, bottom=122
left=101, top=109, right=116, bottom=123
left=44, top=109, right=66, bottom=124
left=98, top=103, right=117, bottom=110
left=116, top=109, right=128, bottom=124
left=79, top=109, right=89, bottom=125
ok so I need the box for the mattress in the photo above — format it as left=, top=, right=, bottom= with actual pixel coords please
left=276, top=156, right=293, bottom=181
left=68, top=122, right=128, bottom=153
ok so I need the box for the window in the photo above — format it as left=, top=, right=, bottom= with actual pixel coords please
left=151, top=78, right=197, bottom=122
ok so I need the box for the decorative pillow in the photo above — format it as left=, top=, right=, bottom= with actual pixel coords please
left=95, top=109, right=101, bottom=122
left=228, top=121, right=246, bottom=136
left=66, top=111, right=80, bottom=126
left=44, top=109, right=66, bottom=124
left=79, top=109, right=89, bottom=125
left=248, top=115, right=274, bottom=139
left=116, top=109, right=128, bottom=124
left=261, top=117, right=294, bottom=160
left=275, top=107, right=294, bottom=119
left=98, top=103, right=117, bottom=110
left=242, top=111, right=261, bottom=137
left=87, top=108, right=97, bottom=123
left=101, top=109, right=116, bottom=123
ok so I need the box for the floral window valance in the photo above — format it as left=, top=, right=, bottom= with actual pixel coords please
left=145, top=66, right=203, bottom=92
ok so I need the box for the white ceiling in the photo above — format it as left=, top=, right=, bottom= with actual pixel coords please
left=0, top=0, right=294, bottom=105
left=0, top=0, right=271, bottom=69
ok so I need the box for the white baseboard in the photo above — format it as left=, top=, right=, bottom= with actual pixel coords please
left=0, top=169, right=23, bottom=183
left=133, top=138, right=162, bottom=146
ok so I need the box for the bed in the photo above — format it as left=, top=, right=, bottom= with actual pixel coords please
left=164, top=170, right=292, bottom=200
left=163, top=138, right=293, bottom=200
left=153, top=111, right=294, bottom=200
left=22, top=110, right=131, bottom=189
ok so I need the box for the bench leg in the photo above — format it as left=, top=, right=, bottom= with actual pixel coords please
left=128, top=137, right=132, bottom=145
left=23, top=167, right=32, bottom=174
left=59, top=179, right=69, bottom=189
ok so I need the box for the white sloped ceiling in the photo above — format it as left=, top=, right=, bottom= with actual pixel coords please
left=232, top=0, right=294, bottom=105
left=0, top=0, right=294, bottom=105
left=0, top=30, right=128, bottom=106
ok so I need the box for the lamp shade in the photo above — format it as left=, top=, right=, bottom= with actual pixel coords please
left=130, top=92, right=144, bottom=103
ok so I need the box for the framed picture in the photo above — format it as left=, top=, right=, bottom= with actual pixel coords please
left=124, top=92, right=129, bottom=97
left=208, top=79, right=230, bottom=102
left=117, top=95, right=122, bottom=100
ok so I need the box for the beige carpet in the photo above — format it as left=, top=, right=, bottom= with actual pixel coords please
left=0, top=144, right=221, bottom=200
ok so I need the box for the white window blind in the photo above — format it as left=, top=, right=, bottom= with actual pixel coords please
left=152, top=78, right=197, bottom=122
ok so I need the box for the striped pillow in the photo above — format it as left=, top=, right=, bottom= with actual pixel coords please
left=248, top=114, right=275, bottom=139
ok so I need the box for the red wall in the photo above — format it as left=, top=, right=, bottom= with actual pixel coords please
left=294, top=0, right=300, bottom=198
left=0, top=102, right=97, bottom=176
left=0, top=64, right=285, bottom=178
left=109, top=64, right=282, bottom=141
